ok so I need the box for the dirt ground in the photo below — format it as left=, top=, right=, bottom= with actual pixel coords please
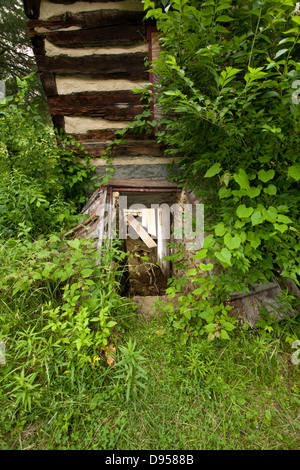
left=126, top=237, right=168, bottom=297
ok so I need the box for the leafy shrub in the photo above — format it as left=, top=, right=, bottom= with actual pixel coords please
left=0, top=234, right=133, bottom=415
left=143, top=0, right=300, bottom=288
left=0, top=74, right=97, bottom=238
left=132, top=0, right=300, bottom=340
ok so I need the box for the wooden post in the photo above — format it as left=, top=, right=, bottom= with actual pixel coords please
left=157, top=205, right=170, bottom=279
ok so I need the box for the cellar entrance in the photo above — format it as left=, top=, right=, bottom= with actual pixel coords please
left=117, top=189, right=180, bottom=297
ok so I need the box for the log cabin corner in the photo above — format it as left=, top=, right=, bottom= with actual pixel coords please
left=22, top=0, right=196, bottom=294
left=22, top=0, right=181, bottom=188
left=21, top=1, right=299, bottom=317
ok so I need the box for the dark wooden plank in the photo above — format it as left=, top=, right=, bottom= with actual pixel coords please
left=99, top=178, right=178, bottom=188
left=39, top=71, right=57, bottom=97
left=48, top=0, right=132, bottom=3
left=49, top=90, right=142, bottom=106
left=31, top=35, right=45, bottom=56
left=68, top=129, right=155, bottom=142
left=48, top=92, right=143, bottom=119
left=72, top=141, right=164, bottom=157
left=35, top=54, right=148, bottom=80
left=48, top=104, right=142, bottom=120
left=28, top=10, right=145, bottom=32
left=23, top=0, right=41, bottom=19
left=43, top=24, right=146, bottom=48
left=52, top=114, right=65, bottom=132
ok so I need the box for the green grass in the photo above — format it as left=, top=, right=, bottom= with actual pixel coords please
left=1, top=301, right=299, bottom=450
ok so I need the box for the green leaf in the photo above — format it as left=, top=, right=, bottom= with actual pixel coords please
left=219, top=67, right=242, bottom=86
left=214, top=222, right=227, bottom=237
left=204, top=323, right=216, bottom=332
left=247, top=232, right=261, bottom=249
left=277, top=214, right=292, bottom=224
left=202, top=234, right=215, bottom=249
left=292, top=16, right=300, bottom=25
left=215, top=15, right=234, bottom=22
left=274, top=48, right=288, bottom=59
left=236, top=204, right=254, bottom=219
left=235, top=219, right=245, bottom=229
left=218, top=187, right=231, bottom=198
left=187, top=268, right=197, bottom=276
left=224, top=233, right=242, bottom=250
left=257, top=169, right=275, bottom=183
left=220, top=329, right=230, bottom=340
left=234, top=168, right=250, bottom=190
left=81, top=268, right=94, bottom=278
left=287, top=164, right=300, bottom=181
left=216, top=2, right=232, bottom=12
left=193, top=287, right=204, bottom=296
left=237, top=397, right=246, bottom=405
left=251, top=211, right=264, bottom=226
left=215, top=247, right=232, bottom=266
left=214, top=25, right=230, bottom=33
left=194, top=248, right=208, bottom=260
left=247, top=186, right=261, bottom=198
left=274, top=223, right=288, bottom=233
left=204, top=163, right=222, bottom=178
left=199, top=263, right=214, bottom=271
left=183, top=310, right=191, bottom=320
left=266, top=206, right=277, bottom=223
left=67, top=239, right=81, bottom=249
left=263, top=184, right=277, bottom=195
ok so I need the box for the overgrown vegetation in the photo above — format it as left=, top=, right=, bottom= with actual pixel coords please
left=144, top=0, right=300, bottom=281
left=0, top=0, right=51, bottom=121
left=0, top=74, right=96, bottom=238
left=128, top=0, right=300, bottom=342
left=0, top=77, right=137, bottom=445
left=0, top=0, right=299, bottom=450
left=1, top=304, right=299, bottom=450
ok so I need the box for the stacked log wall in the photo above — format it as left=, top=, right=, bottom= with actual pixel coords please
left=24, top=0, right=180, bottom=186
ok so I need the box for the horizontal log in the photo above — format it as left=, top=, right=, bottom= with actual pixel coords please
left=28, top=10, right=145, bottom=32
left=49, top=90, right=142, bottom=106
left=68, top=128, right=155, bottom=142
left=42, top=24, right=146, bottom=48
left=48, top=0, right=131, bottom=3
left=35, top=54, right=148, bottom=80
left=104, top=178, right=178, bottom=188
left=95, top=163, right=178, bottom=181
left=72, top=141, right=164, bottom=157
left=48, top=92, right=143, bottom=119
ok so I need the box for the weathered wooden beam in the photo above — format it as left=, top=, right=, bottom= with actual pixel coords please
left=68, top=129, right=155, bottom=142
left=31, top=35, right=45, bottom=56
left=103, top=179, right=178, bottom=188
left=157, top=206, right=170, bottom=279
left=41, top=25, right=146, bottom=48
left=96, top=162, right=178, bottom=182
left=71, top=141, right=164, bottom=157
left=52, top=114, right=65, bottom=132
left=23, top=0, right=41, bottom=19
left=49, top=90, right=142, bottom=106
left=39, top=71, right=57, bottom=97
left=48, top=0, right=128, bottom=3
left=48, top=92, right=142, bottom=119
left=28, top=10, right=145, bottom=32
left=35, top=54, right=148, bottom=80
left=127, top=215, right=157, bottom=249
